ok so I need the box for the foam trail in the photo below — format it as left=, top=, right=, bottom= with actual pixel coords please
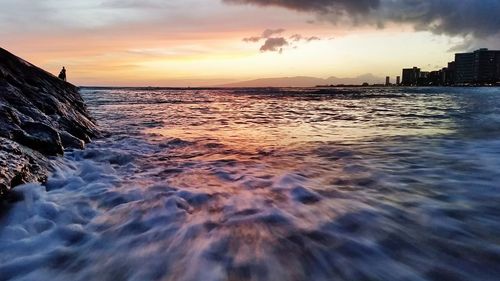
left=1, top=87, right=500, bottom=281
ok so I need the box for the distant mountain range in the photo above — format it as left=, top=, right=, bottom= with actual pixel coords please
left=218, top=74, right=383, bottom=87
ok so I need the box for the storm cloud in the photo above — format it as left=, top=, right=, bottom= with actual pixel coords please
left=224, top=0, right=500, bottom=37
left=224, top=0, right=380, bottom=14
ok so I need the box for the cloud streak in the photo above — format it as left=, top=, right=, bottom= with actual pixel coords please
left=224, top=0, right=500, bottom=38
left=290, top=34, right=321, bottom=42
left=243, top=36, right=262, bottom=42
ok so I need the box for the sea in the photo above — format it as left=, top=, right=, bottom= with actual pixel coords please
left=1, top=87, right=500, bottom=281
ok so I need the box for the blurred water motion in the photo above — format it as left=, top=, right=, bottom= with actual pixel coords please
left=1, top=87, right=500, bottom=281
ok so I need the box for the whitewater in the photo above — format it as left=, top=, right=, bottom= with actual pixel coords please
left=1, top=87, right=500, bottom=281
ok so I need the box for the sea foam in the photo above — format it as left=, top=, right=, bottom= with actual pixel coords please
left=1, top=87, right=500, bottom=281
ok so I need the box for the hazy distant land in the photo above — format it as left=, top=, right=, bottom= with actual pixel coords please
left=217, top=74, right=383, bottom=88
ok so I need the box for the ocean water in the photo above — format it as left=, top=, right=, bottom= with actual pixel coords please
left=1, top=87, right=500, bottom=281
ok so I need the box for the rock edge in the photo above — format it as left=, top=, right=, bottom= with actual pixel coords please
left=0, top=47, right=99, bottom=195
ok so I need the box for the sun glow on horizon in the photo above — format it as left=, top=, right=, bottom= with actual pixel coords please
left=1, top=0, right=494, bottom=87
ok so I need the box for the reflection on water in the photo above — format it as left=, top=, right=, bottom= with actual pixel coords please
left=1, top=87, right=500, bottom=281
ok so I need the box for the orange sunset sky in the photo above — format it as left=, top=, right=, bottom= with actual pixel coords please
left=2, top=0, right=500, bottom=86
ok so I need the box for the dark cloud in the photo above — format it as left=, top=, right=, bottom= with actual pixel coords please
left=389, top=0, right=500, bottom=37
left=260, top=37, right=289, bottom=53
left=448, top=34, right=500, bottom=52
left=262, top=28, right=286, bottom=38
left=223, top=0, right=500, bottom=38
left=243, top=28, right=285, bottom=42
left=244, top=29, right=323, bottom=53
left=224, top=0, right=380, bottom=14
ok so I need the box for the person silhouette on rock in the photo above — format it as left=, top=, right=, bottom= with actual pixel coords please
left=58, top=66, right=66, bottom=81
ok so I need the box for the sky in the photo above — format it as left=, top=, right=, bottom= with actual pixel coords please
left=1, top=0, right=500, bottom=86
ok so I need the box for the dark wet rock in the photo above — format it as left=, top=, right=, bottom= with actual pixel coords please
left=60, top=131, right=85, bottom=150
left=13, top=122, right=64, bottom=155
left=0, top=138, right=48, bottom=196
left=0, top=47, right=98, bottom=195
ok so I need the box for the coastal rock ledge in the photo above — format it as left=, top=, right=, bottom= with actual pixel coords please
left=0, top=47, right=98, bottom=196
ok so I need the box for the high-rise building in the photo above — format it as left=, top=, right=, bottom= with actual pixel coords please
left=385, top=76, right=390, bottom=86
left=418, top=71, right=430, bottom=86
left=396, top=76, right=401, bottom=85
left=428, top=70, right=443, bottom=85
left=456, top=49, right=500, bottom=84
left=402, top=67, right=420, bottom=86
left=455, top=52, right=475, bottom=84
left=473, top=49, right=500, bottom=83
left=443, top=61, right=456, bottom=85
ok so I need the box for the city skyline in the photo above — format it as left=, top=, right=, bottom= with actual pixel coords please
left=2, top=0, right=500, bottom=86
left=399, top=48, right=500, bottom=87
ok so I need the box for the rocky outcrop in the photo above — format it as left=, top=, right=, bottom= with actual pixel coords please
left=0, top=138, right=48, bottom=196
left=0, top=47, right=99, bottom=195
